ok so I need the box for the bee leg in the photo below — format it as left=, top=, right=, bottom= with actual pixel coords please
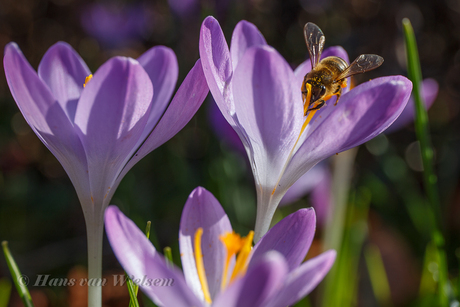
left=333, top=86, right=343, bottom=106
left=307, top=99, right=325, bottom=112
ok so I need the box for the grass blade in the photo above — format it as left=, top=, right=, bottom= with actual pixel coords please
left=2, top=241, right=34, bottom=307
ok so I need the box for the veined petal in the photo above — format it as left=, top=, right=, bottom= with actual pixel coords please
left=230, top=20, right=267, bottom=68
left=280, top=76, right=412, bottom=190
left=74, top=56, right=153, bottom=207
left=199, top=16, right=236, bottom=126
left=179, top=187, right=233, bottom=300
left=385, top=78, right=438, bottom=133
left=137, top=46, right=179, bottom=141
left=250, top=208, right=316, bottom=271
left=267, top=250, right=336, bottom=307
left=3, top=42, right=90, bottom=202
left=213, top=251, right=288, bottom=307
left=37, top=42, right=91, bottom=122
left=113, top=59, right=208, bottom=195
left=232, top=45, right=303, bottom=189
left=105, top=206, right=204, bottom=307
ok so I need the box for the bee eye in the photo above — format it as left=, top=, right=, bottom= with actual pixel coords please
left=319, top=85, right=326, bottom=96
left=311, top=85, right=326, bottom=102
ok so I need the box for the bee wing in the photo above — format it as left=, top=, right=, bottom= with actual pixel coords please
left=336, top=54, right=384, bottom=80
left=304, top=22, right=325, bottom=69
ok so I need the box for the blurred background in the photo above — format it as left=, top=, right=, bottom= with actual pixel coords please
left=0, top=0, right=459, bottom=306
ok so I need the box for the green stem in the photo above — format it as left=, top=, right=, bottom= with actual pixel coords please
left=402, top=18, right=448, bottom=306
left=85, top=212, right=104, bottom=307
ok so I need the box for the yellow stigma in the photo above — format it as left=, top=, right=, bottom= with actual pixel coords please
left=83, top=74, right=93, bottom=88
left=194, top=228, right=212, bottom=303
left=219, top=230, right=254, bottom=290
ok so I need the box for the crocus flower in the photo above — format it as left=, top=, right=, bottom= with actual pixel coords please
left=3, top=42, right=208, bottom=306
left=385, top=78, right=438, bottom=133
left=199, top=16, right=412, bottom=241
left=105, top=187, right=336, bottom=307
left=81, top=3, right=152, bottom=48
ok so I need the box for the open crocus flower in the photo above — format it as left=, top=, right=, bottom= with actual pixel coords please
left=3, top=42, right=208, bottom=305
left=105, top=187, right=336, bottom=307
left=200, top=16, right=412, bottom=241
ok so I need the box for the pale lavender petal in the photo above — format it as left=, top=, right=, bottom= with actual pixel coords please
left=137, top=46, right=179, bottom=141
left=280, top=76, right=412, bottom=191
left=3, top=43, right=90, bottom=201
left=117, top=59, right=208, bottom=187
left=230, top=20, right=267, bottom=68
left=179, top=187, right=233, bottom=300
left=37, top=42, right=91, bottom=122
left=199, top=16, right=236, bottom=126
left=385, top=78, right=438, bottom=133
left=250, top=208, right=316, bottom=271
left=74, top=57, right=153, bottom=207
left=212, top=251, right=288, bottom=307
left=232, top=45, right=303, bottom=190
left=267, top=250, right=336, bottom=307
left=280, top=163, right=327, bottom=205
left=310, top=167, right=332, bottom=226
left=105, top=206, right=204, bottom=307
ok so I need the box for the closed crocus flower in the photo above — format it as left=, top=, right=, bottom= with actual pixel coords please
left=105, top=187, right=336, bottom=307
left=199, top=16, right=412, bottom=241
left=3, top=42, right=208, bottom=306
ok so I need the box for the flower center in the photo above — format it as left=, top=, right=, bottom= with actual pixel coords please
left=193, top=228, right=254, bottom=304
left=83, top=74, right=93, bottom=88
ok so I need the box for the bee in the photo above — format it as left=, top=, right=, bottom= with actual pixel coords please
left=301, top=22, right=384, bottom=115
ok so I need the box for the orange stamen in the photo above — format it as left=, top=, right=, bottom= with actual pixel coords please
left=83, top=74, right=93, bottom=88
left=194, top=228, right=212, bottom=303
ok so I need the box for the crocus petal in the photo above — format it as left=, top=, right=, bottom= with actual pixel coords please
left=137, top=46, right=179, bottom=141
left=250, top=208, right=316, bottom=271
left=116, top=59, right=208, bottom=189
left=230, top=20, right=267, bottom=68
left=3, top=42, right=90, bottom=201
left=74, top=56, right=153, bottom=207
left=385, top=78, right=438, bottom=133
left=199, top=16, right=236, bottom=126
left=266, top=250, right=336, bottom=307
left=232, top=45, right=303, bottom=190
left=37, top=42, right=91, bottom=122
left=179, top=187, right=233, bottom=300
left=105, top=206, right=204, bottom=307
left=280, top=76, right=412, bottom=190
left=213, top=251, right=288, bottom=307
left=280, top=163, right=327, bottom=205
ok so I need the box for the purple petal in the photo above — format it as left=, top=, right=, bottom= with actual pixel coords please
left=230, top=20, right=267, bottom=68
left=3, top=42, right=90, bottom=201
left=116, top=59, right=208, bottom=189
left=310, top=168, right=332, bottom=226
left=104, top=206, right=204, bottom=307
left=179, top=187, right=233, bottom=300
left=37, top=42, right=91, bottom=122
left=137, top=46, right=179, bottom=141
left=74, top=57, right=153, bottom=206
left=280, top=76, right=412, bottom=190
left=199, top=16, right=236, bottom=126
left=267, top=250, right=336, bottom=307
left=250, top=208, right=316, bottom=271
left=280, top=163, right=327, bottom=205
left=385, top=78, right=438, bottom=133
left=232, top=45, right=303, bottom=189
left=213, top=251, right=288, bottom=307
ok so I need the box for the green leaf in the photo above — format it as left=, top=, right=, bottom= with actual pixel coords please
left=364, top=244, right=393, bottom=307
left=0, top=278, right=12, bottom=307
left=2, top=241, right=34, bottom=307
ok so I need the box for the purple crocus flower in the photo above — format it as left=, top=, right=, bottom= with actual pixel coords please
left=3, top=42, right=208, bottom=305
left=199, top=16, right=412, bottom=241
left=385, top=78, right=438, bottom=133
left=105, top=187, right=336, bottom=307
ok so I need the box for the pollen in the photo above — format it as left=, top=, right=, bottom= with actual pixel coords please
left=83, top=74, right=93, bottom=88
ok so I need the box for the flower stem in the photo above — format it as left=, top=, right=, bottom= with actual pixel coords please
left=85, top=212, right=104, bottom=307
